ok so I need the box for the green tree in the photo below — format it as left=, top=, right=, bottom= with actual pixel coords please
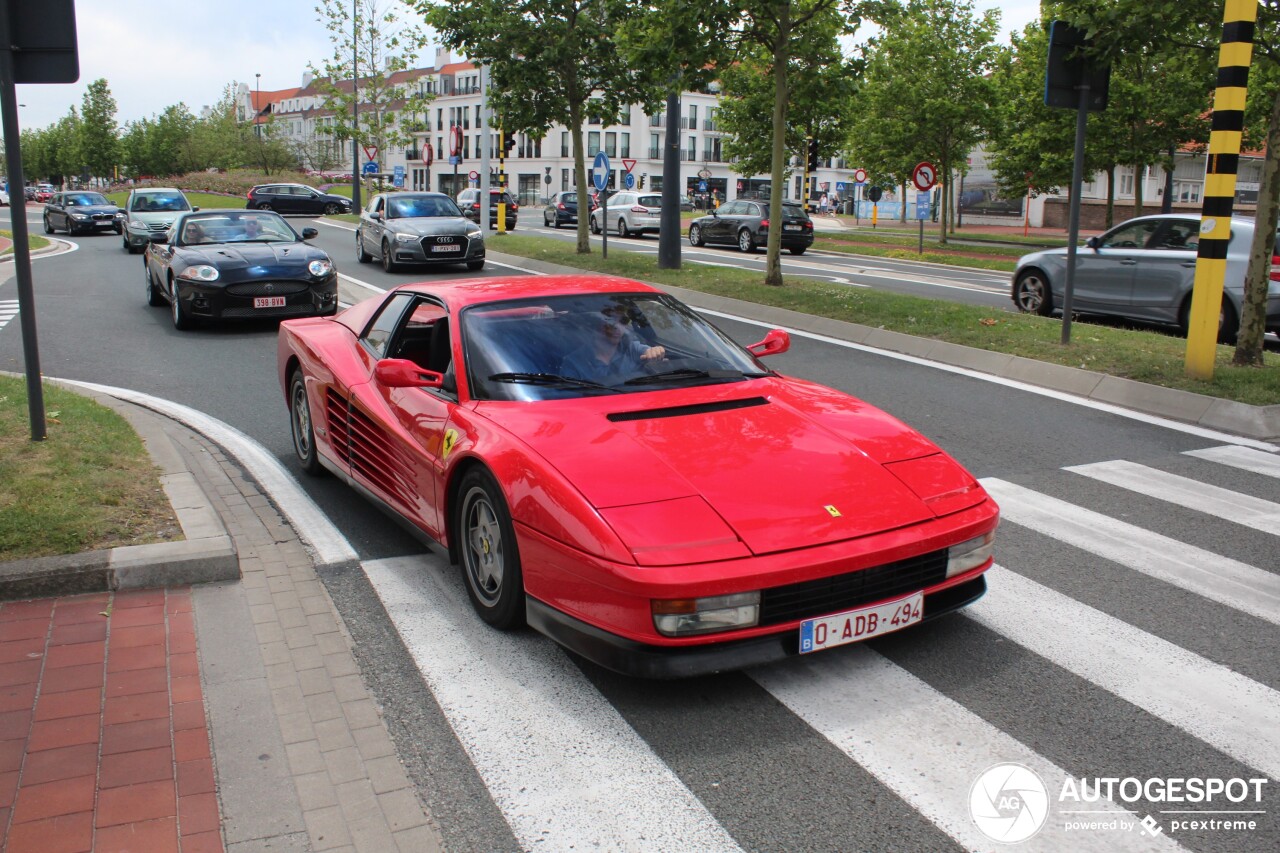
left=312, top=0, right=431, bottom=181
left=848, top=0, right=1000, bottom=243
left=78, top=79, right=120, bottom=181
left=47, top=110, right=83, bottom=186
left=418, top=0, right=654, bottom=253
left=1067, top=0, right=1279, bottom=366
left=716, top=9, right=858, bottom=202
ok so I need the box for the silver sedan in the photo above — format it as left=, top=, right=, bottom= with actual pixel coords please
left=356, top=192, right=486, bottom=273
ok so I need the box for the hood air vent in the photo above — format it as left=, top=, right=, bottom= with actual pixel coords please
left=607, top=397, right=768, bottom=423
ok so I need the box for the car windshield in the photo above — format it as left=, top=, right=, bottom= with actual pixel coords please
left=132, top=192, right=191, bottom=213
left=760, top=204, right=808, bottom=221
left=462, top=293, right=769, bottom=401
left=387, top=196, right=463, bottom=218
left=65, top=193, right=109, bottom=206
left=178, top=212, right=296, bottom=245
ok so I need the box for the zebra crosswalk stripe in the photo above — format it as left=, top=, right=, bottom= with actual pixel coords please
left=1065, top=460, right=1280, bottom=535
left=752, top=649, right=1184, bottom=852
left=971, top=566, right=1280, bottom=780
left=1185, top=444, right=1280, bottom=479
left=979, top=478, right=1280, bottom=624
left=363, top=555, right=746, bottom=853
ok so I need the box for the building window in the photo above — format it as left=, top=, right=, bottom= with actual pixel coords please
left=561, top=131, right=569, bottom=158
left=437, top=109, right=443, bottom=131
left=649, top=133, right=660, bottom=159
left=588, top=132, right=600, bottom=156
left=620, top=133, right=630, bottom=159
left=605, top=132, right=616, bottom=157
left=1120, top=172, right=1134, bottom=196
left=562, top=168, right=570, bottom=191
left=688, top=104, right=697, bottom=131
left=1173, top=180, right=1201, bottom=204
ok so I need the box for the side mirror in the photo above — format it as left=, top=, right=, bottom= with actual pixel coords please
left=1086, top=236, right=1099, bottom=250
left=301, top=227, right=319, bottom=239
left=192, top=206, right=201, bottom=212
left=746, top=329, right=790, bottom=358
left=374, top=359, right=444, bottom=389
left=370, top=211, right=383, bottom=221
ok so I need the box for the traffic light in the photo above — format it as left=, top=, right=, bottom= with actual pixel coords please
left=502, top=131, right=516, bottom=155
left=638, top=173, right=646, bottom=189
left=806, top=138, right=819, bottom=172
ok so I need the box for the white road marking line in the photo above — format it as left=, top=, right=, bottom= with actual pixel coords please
left=51, top=378, right=357, bottom=568
left=973, top=566, right=1280, bottom=780
left=363, top=554, right=746, bottom=853
left=692, top=306, right=1280, bottom=452
left=753, top=648, right=1183, bottom=853
left=979, top=479, right=1280, bottom=625
left=1065, top=460, right=1280, bottom=535
left=1185, top=445, right=1280, bottom=479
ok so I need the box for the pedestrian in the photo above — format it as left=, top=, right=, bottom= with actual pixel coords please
left=819, top=193, right=830, bottom=215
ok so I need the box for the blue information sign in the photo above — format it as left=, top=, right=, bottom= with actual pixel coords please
left=916, top=191, right=931, bottom=220
left=698, top=180, right=707, bottom=192
left=449, top=155, right=461, bottom=166
left=624, top=173, right=635, bottom=190
left=592, top=151, right=611, bottom=192
left=362, top=161, right=378, bottom=175
left=835, top=182, right=846, bottom=192
left=393, top=165, right=405, bottom=188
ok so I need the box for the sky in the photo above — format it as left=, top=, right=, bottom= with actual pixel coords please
left=16, top=1, right=1045, bottom=133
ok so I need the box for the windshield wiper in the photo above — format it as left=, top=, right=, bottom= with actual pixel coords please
left=487, top=372, right=619, bottom=392
left=623, top=368, right=769, bottom=386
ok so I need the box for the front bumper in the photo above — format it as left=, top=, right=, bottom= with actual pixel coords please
left=126, top=225, right=169, bottom=247
left=70, top=216, right=122, bottom=232
left=389, top=234, right=486, bottom=265
left=176, top=274, right=339, bottom=320
left=528, top=574, right=988, bottom=678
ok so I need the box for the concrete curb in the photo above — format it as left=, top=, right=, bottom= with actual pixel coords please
left=486, top=249, right=1280, bottom=441
left=0, top=235, right=70, bottom=263
left=0, top=386, right=240, bottom=601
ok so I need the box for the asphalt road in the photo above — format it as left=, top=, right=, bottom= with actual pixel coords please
left=1, top=211, right=1276, bottom=853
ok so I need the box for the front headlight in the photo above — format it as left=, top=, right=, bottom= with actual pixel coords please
left=308, top=259, right=333, bottom=277
left=466, top=227, right=482, bottom=239
left=178, top=265, right=220, bottom=282
left=652, top=591, right=760, bottom=637
left=395, top=232, right=418, bottom=243
left=946, top=530, right=995, bottom=577
left=70, top=213, right=88, bottom=220
left=129, top=218, right=146, bottom=228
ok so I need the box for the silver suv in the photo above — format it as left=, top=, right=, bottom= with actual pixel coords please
left=123, top=188, right=195, bottom=253
left=589, top=192, right=663, bottom=238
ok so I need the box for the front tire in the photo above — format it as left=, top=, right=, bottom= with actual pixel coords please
left=466, top=259, right=485, bottom=271
left=1013, top=270, right=1054, bottom=316
left=689, top=224, right=704, bottom=247
left=381, top=240, right=398, bottom=273
left=618, top=218, right=630, bottom=239
left=324, top=202, right=340, bottom=215
left=145, top=263, right=164, bottom=307
left=43, top=216, right=54, bottom=234
left=355, top=231, right=371, bottom=263
left=456, top=468, right=525, bottom=629
left=738, top=228, right=756, bottom=253
left=289, top=370, right=323, bottom=476
left=170, top=279, right=193, bottom=330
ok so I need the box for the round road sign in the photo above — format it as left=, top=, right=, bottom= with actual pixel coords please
left=468, top=170, right=479, bottom=180
left=422, top=144, right=433, bottom=166
left=697, top=168, right=712, bottom=180
left=912, top=162, right=938, bottom=192
left=853, top=168, right=867, bottom=184
left=592, top=150, right=611, bottom=192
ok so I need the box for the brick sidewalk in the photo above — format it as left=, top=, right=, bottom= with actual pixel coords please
left=0, top=589, right=222, bottom=853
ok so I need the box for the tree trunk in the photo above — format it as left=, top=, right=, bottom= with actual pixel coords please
left=1233, top=87, right=1280, bottom=366
left=764, top=6, right=792, bottom=287
left=569, top=98, right=589, bottom=254
left=1133, top=163, right=1144, bottom=217
left=938, top=156, right=949, bottom=245
left=1161, top=145, right=1174, bottom=214
left=1105, top=165, right=1115, bottom=229
left=899, top=181, right=907, bottom=222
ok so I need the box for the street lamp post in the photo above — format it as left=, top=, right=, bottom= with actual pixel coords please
left=254, top=73, right=260, bottom=137
left=350, top=0, right=361, bottom=209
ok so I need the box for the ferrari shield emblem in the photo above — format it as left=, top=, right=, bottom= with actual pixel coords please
left=825, top=505, right=841, bottom=518
left=442, top=428, right=459, bottom=460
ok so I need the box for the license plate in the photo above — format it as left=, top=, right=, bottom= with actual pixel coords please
left=254, top=296, right=286, bottom=308
left=430, top=244, right=461, bottom=252
left=784, top=224, right=802, bottom=231
left=799, top=591, right=924, bottom=654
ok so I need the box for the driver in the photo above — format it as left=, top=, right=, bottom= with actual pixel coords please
left=243, top=217, right=263, bottom=240
left=559, top=306, right=665, bottom=383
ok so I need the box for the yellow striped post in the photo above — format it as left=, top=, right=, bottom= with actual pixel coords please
left=1185, top=0, right=1258, bottom=379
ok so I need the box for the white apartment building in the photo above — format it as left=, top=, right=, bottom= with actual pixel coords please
left=241, top=51, right=855, bottom=209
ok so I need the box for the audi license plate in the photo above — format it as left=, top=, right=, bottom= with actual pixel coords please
left=784, top=224, right=802, bottom=231
left=799, top=591, right=923, bottom=654
left=431, top=244, right=461, bottom=252
left=254, top=296, right=286, bottom=308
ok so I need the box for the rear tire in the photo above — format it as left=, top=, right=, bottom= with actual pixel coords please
left=738, top=228, right=756, bottom=253
left=788, top=246, right=807, bottom=255
left=257, top=203, right=272, bottom=212
left=590, top=215, right=601, bottom=235
left=1013, top=270, right=1054, bottom=316
left=456, top=468, right=525, bottom=629
left=1180, top=296, right=1240, bottom=344
left=618, top=218, right=630, bottom=239
left=289, top=370, right=324, bottom=476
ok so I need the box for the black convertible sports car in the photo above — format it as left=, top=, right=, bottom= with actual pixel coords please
left=143, top=209, right=339, bottom=330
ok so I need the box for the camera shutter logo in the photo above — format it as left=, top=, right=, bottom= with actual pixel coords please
left=970, top=763, right=1050, bottom=843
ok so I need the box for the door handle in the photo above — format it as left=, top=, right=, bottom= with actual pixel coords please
left=1181, top=262, right=1197, bottom=268
left=1120, top=259, right=1137, bottom=265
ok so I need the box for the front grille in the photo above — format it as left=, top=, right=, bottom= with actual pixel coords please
left=147, top=222, right=170, bottom=232
left=420, top=236, right=466, bottom=253
left=759, top=549, right=948, bottom=626
left=91, top=214, right=116, bottom=223
left=220, top=304, right=316, bottom=317
left=225, top=281, right=311, bottom=297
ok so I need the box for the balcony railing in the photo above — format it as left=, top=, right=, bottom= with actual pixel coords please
left=648, top=116, right=665, bottom=128
left=648, top=147, right=661, bottom=159
left=703, top=120, right=717, bottom=131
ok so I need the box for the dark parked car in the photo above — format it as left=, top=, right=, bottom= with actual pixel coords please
left=356, top=192, right=486, bottom=273
left=144, top=209, right=338, bottom=330
left=43, top=191, right=123, bottom=236
left=1011, top=213, right=1280, bottom=343
left=246, top=183, right=352, bottom=216
left=543, top=191, right=594, bottom=228
left=688, top=200, right=814, bottom=255
left=456, top=188, right=518, bottom=230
